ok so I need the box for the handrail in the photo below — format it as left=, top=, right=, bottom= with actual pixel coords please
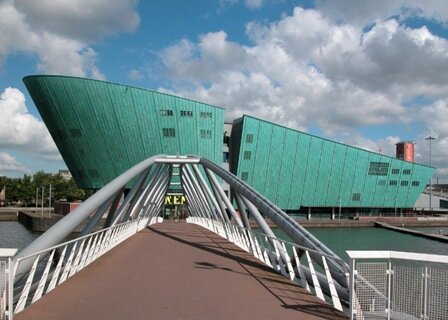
left=348, top=250, right=448, bottom=320
left=9, top=216, right=161, bottom=316
left=187, top=216, right=348, bottom=311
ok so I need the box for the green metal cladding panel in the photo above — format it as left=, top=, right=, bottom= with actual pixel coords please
left=24, top=75, right=224, bottom=189
left=232, top=115, right=435, bottom=210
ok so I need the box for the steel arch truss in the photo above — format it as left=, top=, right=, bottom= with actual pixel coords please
left=14, top=155, right=349, bottom=306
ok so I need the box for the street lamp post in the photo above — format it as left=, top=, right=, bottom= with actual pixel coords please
left=338, top=195, right=341, bottom=220
left=49, top=184, right=53, bottom=218
left=425, top=136, right=436, bottom=213
left=41, top=186, right=45, bottom=218
left=35, top=187, right=39, bottom=213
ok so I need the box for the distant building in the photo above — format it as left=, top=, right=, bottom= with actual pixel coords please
left=54, top=201, right=81, bottom=215
left=25, top=75, right=435, bottom=215
left=58, top=169, right=72, bottom=181
left=396, top=141, right=415, bottom=162
left=0, top=186, right=5, bottom=206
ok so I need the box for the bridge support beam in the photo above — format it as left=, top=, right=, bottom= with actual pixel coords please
left=13, top=155, right=162, bottom=278
left=205, top=168, right=243, bottom=228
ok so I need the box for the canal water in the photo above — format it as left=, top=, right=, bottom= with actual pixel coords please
left=0, top=221, right=38, bottom=251
left=0, top=221, right=447, bottom=262
left=272, top=226, right=448, bottom=262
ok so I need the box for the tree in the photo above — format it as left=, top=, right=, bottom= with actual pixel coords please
left=0, top=171, right=93, bottom=206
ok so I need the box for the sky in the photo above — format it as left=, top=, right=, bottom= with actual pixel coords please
left=0, top=0, right=448, bottom=183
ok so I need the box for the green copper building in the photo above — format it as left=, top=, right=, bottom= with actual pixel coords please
left=24, top=75, right=224, bottom=189
left=24, top=75, right=434, bottom=213
left=230, top=116, right=434, bottom=213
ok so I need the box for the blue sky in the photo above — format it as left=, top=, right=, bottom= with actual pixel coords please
left=0, top=0, right=448, bottom=182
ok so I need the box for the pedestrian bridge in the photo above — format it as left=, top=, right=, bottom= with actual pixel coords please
left=1, top=155, right=447, bottom=319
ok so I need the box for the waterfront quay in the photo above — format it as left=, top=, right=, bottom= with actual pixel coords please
left=14, top=222, right=346, bottom=320
left=5, top=209, right=448, bottom=232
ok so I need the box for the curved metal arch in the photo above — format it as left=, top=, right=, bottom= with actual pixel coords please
left=14, top=154, right=348, bottom=292
left=199, top=157, right=349, bottom=287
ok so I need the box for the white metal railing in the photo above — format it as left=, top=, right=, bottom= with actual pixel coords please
left=1, top=216, right=162, bottom=319
left=187, top=216, right=348, bottom=312
left=347, top=250, right=448, bottom=320
left=0, top=250, right=17, bottom=320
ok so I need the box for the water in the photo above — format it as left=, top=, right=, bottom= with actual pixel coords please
left=0, top=221, right=38, bottom=251
left=408, top=226, right=448, bottom=235
left=1, top=222, right=447, bottom=263
left=274, top=227, right=448, bottom=262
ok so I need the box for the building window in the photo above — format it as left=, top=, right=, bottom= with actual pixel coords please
left=368, top=162, right=389, bottom=176
left=180, top=110, right=193, bottom=117
left=401, top=181, right=409, bottom=186
left=241, top=172, right=248, bottom=181
left=243, top=151, right=251, bottom=160
left=352, top=193, right=361, bottom=201
left=162, top=128, right=176, bottom=137
left=200, top=111, right=212, bottom=118
left=160, top=109, right=174, bottom=116
left=403, top=169, right=411, bottom=175
left=389, top=180, right=398, bottom=186
left=377, top=180, right=386, bottom=186
left=411, top=181, right=420, bottom=187
left=246, top=134, right=253, bottom=143
left=200, top=129, right=212, bottom=139
left=392, top=169, right=400, bottom=174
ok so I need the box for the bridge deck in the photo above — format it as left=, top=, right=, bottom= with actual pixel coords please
left=15, top=222, right=347, bottom=320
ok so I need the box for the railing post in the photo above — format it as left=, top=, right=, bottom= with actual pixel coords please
left=386, top=261, right=392, bottom=320
left=8, top=256, right=13, bottom=320
left=423, top=266, right=428, bottom=320
left=0, top=249, right=17, bottom=320
left=349, top=257, right=356, bottom=320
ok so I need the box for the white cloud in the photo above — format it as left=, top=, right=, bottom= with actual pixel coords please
left=316, top=0, right=448, bottom=27
left=0, top=152, right=28, bottom=174
left=0, top=87, right=60, bottom=161
left=157, top=5, right=448, bottom=180
left=245, top=0, right=264, bottom=10
left=411, top=99, right=448, bottom=179
left=219, top=0, right=266, bottom=10
left=0, top=0, right=139, bottom=78
left=14, top=0, right=139, bottom=42
left=128, top=69, right=145, bottom=81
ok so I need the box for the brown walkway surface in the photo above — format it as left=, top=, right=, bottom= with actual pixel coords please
left=16, top=222, right=347, bottom=320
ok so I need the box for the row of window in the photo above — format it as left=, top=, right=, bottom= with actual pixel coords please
left=240, top=174, right=421, bottom=188
left=160, top=109, right=213, bottom=119
left=368, top=162, right=389, bottom=176
left=200, top=129, right=212, bottom=139
left=392, top=168, right=411, bottom=175
left=200, top=111, right=212, bottom=118
left=162, top=128, right=176, bottom=137
left=180, top=110, right=193, bottom=117
left=380, top=180, right=420, bottom=186
left=367, top=163, right=414, bottom=176
left=242, top=156, right=415, bottom=178
left=160, top=109, right=174, bottom=116
left=162, top=128, right=213, bottom=139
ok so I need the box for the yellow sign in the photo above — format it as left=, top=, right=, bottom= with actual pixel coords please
left=165, top=195, right=186, bottom=205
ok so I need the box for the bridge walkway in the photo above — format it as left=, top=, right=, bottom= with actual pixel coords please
left=15, top=222, right=347, bottom=320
